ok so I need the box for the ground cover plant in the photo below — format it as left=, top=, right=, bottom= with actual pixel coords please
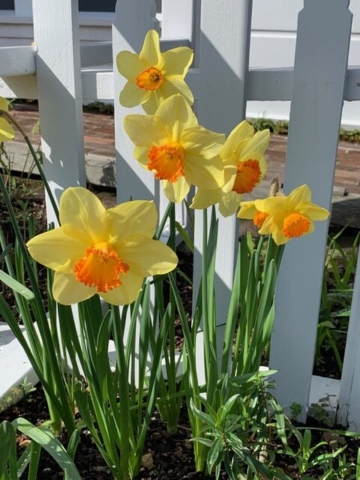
left=1, top=30, right=360, bottom=479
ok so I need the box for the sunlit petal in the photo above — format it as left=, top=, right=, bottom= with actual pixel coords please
left=123, top=114, right=168, bottom=146
left=27, top=227, right=86, bottom=270
left=162, top=47, right=193, bottom=75
left=60, top=187, right=109, bottom=243
left=0, top=118, right=15, bottom=142
left=116, top=51, right=144, bottom=79
left=162, top=177, right=190, bottom=203
left=120, top=82, right=150, bottom=108
left=101, top=272, right=144, bottom=306
left=139, top=30, right=163, bottom=68
left=109, top=200, right=157, bottom=240
left=53, top=271, right=95, bottom=305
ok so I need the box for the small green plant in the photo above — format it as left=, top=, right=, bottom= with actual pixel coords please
left=0, top=418, right=81, bottom=479
left=290, top=402, right=302, bottom=421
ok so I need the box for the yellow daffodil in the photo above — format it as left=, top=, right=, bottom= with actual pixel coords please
left=123, top=94, right=225, bottom=203
left=117, top=29, right=194, bottom=114
left=27, top=187, right=178, bottom=306
left=238, top=184, right=330, bottom=245
left=190, top=121, right=270, bottom=216
left=0, top=97, right=15, bottom=142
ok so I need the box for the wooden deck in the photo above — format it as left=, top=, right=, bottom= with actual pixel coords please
left=3, top=105, right=360, bottom=229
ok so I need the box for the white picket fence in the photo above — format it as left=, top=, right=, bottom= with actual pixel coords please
left=1, top=0, right=360, bottom=429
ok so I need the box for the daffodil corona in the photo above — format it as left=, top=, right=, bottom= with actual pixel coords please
left=123, top=94, right=225, bottom=203
left=27, top=188, right=178, bottom=305
left=238, top=184, right=330, bottom=245
left=117, top=30, right=194, bottom=114
left=191, top=121, right=270, bottom=217
left=0, top=97, right=15, bottom=142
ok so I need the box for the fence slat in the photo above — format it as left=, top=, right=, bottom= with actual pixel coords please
left=112, top=0, right=158, bottom=204
left=161, top=0, right=194, bottom=42
left=338, top=249, right=360, bottom=428
left=194, top=0, right=253, bottom=380
left=32, top=0, right=86, bottom=224
left=269, top=0, right=352, bottom=416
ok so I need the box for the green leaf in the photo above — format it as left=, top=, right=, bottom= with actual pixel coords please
left=0, top=270, right=34, bottom=301
left=11, top=418, right=81, bottom=480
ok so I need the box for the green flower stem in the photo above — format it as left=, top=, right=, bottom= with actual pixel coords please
left=111, top=304, right=131, bottom=480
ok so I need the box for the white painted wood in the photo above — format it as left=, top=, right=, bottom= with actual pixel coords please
left=338, top=249, right=360, bottom=429
left=112, top=0, right=158, bottom=204
left=32, top=0, right=86, bottom=224
left=80, top=42, right=113, bottom=68
left=161, top=0, right=194, bottom=42
left=0, top=323, right=38, bottom=411
left=193, top=0, right=253, bottom=381
left=0, top=45, right=36, bottom=76
left=270, top=0, right=352, bottom=418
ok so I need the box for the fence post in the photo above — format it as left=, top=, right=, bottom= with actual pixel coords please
left=194, top=0, right=253, bottom=381
left=269, top=0, right=352, bottom=417
left=32, top=0, right=86, bottom=225
left=338, top=250, right=360, bottom=429
left=112, top=0, right=158, bottom=204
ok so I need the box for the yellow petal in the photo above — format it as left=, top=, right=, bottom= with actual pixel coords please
left=52, top=271, right=95, bottom=305
left=116, top=50, right=145, bottom=79
left=123, top=114, right=168, bottom=147
left=0, top=97, right=9, bottom=112
left=288, top=184, right=312, bottom=205
left=120, top=236, right=177, bottom=276
left=139, top=30, right=163, bottom=68
left=218, top=191, right=242, bottom=217
left=59, top=187, right=109, bottom=244
left=220, top=120, right=254, bottom=160
left=158, top=77, right=194, bottom=106
left=162, top=176, right=191, bottom=203
left=190, top=187, right=222, bottom=210
left=120, top=81, right=150, bottom=108
left=162, top=47, right=194, bottom=76
left=26, top=228, right=86, bottom=271
left=101, top=272, right=144, bottom=305
left=240, top=129, right=270, bottom=158
left=237, top=201, right=258, bottom=219
left=185, top=153, right=224, bottom=190
left=156, top=94, right=197, bottom=139
left=299, top=204, right=330, bottom=221
left=109, top=200, right=157, bottom=240
left=181, top=126, right=225, bottom=160
left=0, top=118, right=15, bottom=142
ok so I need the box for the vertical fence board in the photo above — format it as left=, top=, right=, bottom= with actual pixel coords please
left=112, top=0, right=158, bottom=204
left=32, top=0, right=86, bottom=225
left=161, top=0, right=194, bottom=42
left=269, top=0, right=352, bottom=415
left=194, top=0, right=253, bottom=380
left=338, top=249, right=360, bottom=428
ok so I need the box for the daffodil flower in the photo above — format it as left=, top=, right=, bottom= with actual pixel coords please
left=27, top=188, right=178, bottom=306
left=117, top=30, right=194, bottom=114
left=0, top=97, right=15, bottom=142
left=123, top=94, right=225, bottom=203
left=190, top=121, right=270, bottom=216
left=238, top=184, right=330, bottom=245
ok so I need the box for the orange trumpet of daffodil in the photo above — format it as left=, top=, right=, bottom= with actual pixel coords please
left=238, top=184, right=330, bottom=245
left=190, top=120, right=269, bottom=216
left=123, top=94, right=225, bottom=203
left=0, top=97, right=15, bottom=142
left=117, top=29, right=194, bottom=114
left=26, top=188, right=178, bottom=306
